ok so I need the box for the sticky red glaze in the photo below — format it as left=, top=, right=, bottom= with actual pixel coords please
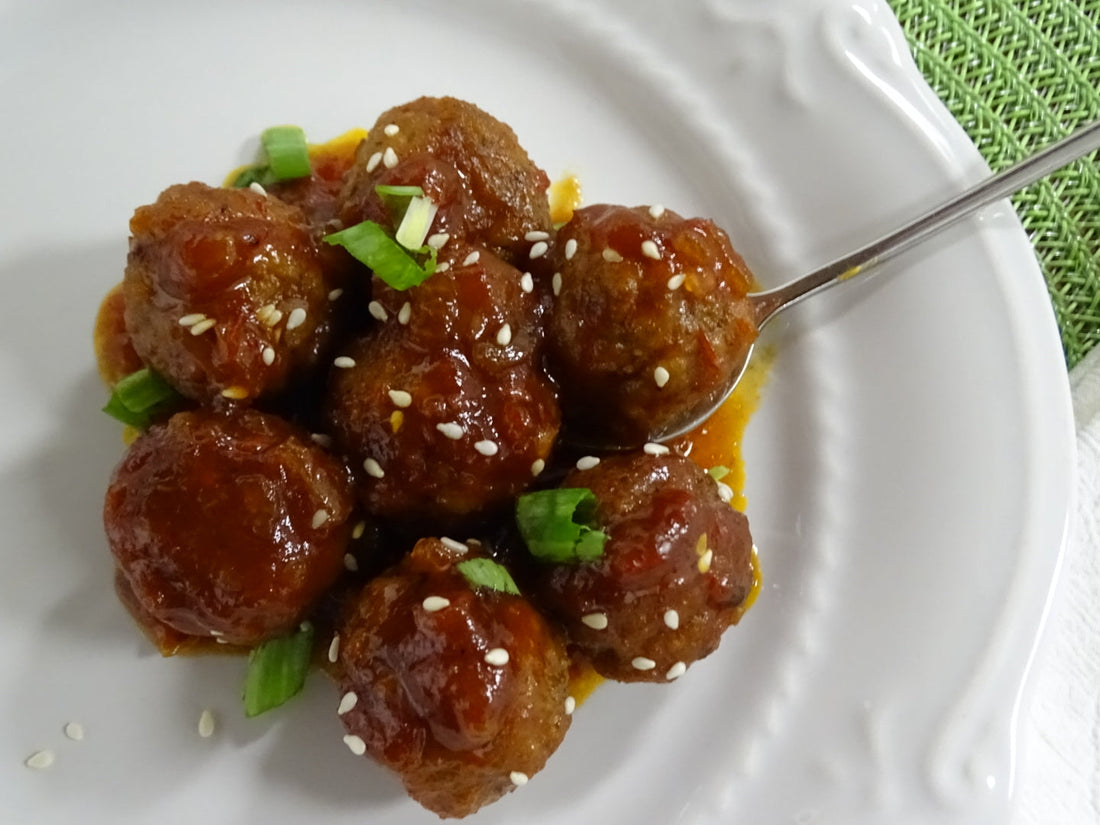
left=337, top=538, right=571, bottom=818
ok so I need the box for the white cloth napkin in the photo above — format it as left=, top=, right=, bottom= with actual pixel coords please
left=1015, top=344, right=1100, bottom=824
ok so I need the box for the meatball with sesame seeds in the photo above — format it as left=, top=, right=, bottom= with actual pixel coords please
left=123, top=181, right=340, bottom=406
left=103, top=408, right=355, bottom=647
left=339, top=96, right=553, bottom=264
left=545, top=204, right=759, bottom=446
left=527, top=451, right=755, bottom=683
left=335, top=537, right=572, bottom=819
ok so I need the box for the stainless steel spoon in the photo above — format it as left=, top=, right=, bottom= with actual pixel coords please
left=650, top=117, right=1100, bottom=444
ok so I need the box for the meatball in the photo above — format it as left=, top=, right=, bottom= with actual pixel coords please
left=529, top=451, right=754, bottom=683
left=335, top=537, right=572, bottom=818
left=103, top=409, right=355, bottom=647
left=546, top=204, right=758, bottom=445
left=94, top=282, right=144, bottom=387
left=326, top=244, right=560, bottom=525
left=124, top=182, right=339, bottom=406
left=339, top=96, right=552, bottom=263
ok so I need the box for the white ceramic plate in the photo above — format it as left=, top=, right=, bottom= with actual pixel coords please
left=0, top=1, right=1075, bottom=823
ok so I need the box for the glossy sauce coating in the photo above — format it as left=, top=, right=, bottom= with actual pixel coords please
left=336, top=538, right=571, bottom=818
left=547, top=204, right=758, bottom=445
left=535, top=452, right=754, bottom=682
left=104, top=409, right=354, bottom=646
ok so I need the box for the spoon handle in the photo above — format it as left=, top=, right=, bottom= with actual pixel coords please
left=750, top=118, right=1100, bottom=325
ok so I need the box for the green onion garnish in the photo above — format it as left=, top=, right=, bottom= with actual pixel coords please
left=456, top=558, right=521, bottom=595
left=324, top=220, right=437, bottom=290
left=516, top=488, right=608, bottom=564
left=374, top=184, right=425, bottom=198
left=230, top=165, right=275, bottom=189
left=242, top=622, right=315, bottom=718
left=102, top=367, right=181, bottom=429
left=708, top=466, right=730, bottom=482
left=394, top=196, right=439, bottom=250
left=260, top=125, right=311, bottom=181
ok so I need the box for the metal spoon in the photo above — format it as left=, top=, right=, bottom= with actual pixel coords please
left=650, top=117, right=1100, bottom=443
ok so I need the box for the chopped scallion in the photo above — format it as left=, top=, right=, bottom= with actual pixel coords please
left=102, top=367, right=181, bottom=429
left=324, top=220, right=436, bottom=290
left=394, top=196, right=439, bottom=250
left=230, top=165, right=275, bottom=189
left=457, top=558, right=521, bottom=595
left=707, top=466, right=730, bottom=482
left=374, top=184, right=425, bottom=198
left=242, top=622, right=315, bottom=718
left=260, top=125, right=311, bottom=181
left=516, top=488, right=608, bottom=564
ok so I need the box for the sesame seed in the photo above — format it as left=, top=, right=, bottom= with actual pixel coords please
left=654, top=366, right=671, bottom=388
left=666, top=661, right=687, bottom=680
left=667, top=273, right=687, bottom=290
left=210, top=629, right=224, bottom=637
left=262, top=346, right=275, bottom=366
left=328, top=635, right=340, bottom=663
left=334, top=356, right=357, bottom=368
left=564, top=238, right=578, bottom=260
left=484, top=648, right=510, bottom=666
left=530, top=459, right=546, bottom=476
left=189, top=318, right=216, bottom=336
left=397, top=302, right=411, bottom=325
left=602, top=248, right=623, bottom=262
left=63, top=722, right=85, bottom=741
left=311, top=432, right=333, bottom=448
left=524, top=230, right=550, bottom=242
left=520, top=272, right=534, bottom=293
left=649, top=204, right=666, bottom=219
left=436, top=421, right=465, bottom=440
left=382, top=146, right=399, bottom=169
left=632, top=657, right=657, bottom=671
left=529, top=240, right=549, bottom=259
left=697, top=549, right=713, bottom=573
left=221, top=386, right=249, bottom=400
left=352, top=521, right=366, bottom=540
left=510, top=771, right=529, bottom=787
left=343, top=734, right=367, bottom=756
left=328, top=288, right=344, bottom=301
left=664, top=609, right=680, bottom=630
left=437, top=261, right=451, bottom=272
left=496, top=324, right=512, bottom=346
left=383, top=123, right=400, bottom=137
left=215, top=636, right=230, bottom=645
left=365, top=151, right=383, bottom=173
left=388, top=389, right=413, bottom=408
left=338, top=692, right=358, bottom=715
left=564, top=696, right=576, bottom=715
left=24, top=750, right=54, bottom=770
left=474, top=440, right=499, bottom=457
left=363, top=458, right=385, bottom=479
left=312, top=509, right=330, bottom=529
left=368, top=301, right=388, bottom=322
left=641, top=240, right=661, bottom=260
left=440, top=537, right=468, bottom=554
left=422, top=596, right=451, bottom=612
left=256, top=304, right=278, bottom=326
left=344, top=553, right=358, bottom=572
left=552, top=272, right=562, bottom=296
left=427, top=232, right=450, bottom=250
left=198, top=709, right=216, bottom=739
left=581, top=612, right=608, bottom=630
left=249, top=181, right=268, bottom=197
left=576, top=456, right=600, bottom=470
left=463, top=250, right=481, bottom=267
left=286, top=307, right=307, bottom=330
left=643, top=442, right=670, bottom=456
left=178, top=312, right=207, bottom=327
left=716, top=482, right=734, bottom=503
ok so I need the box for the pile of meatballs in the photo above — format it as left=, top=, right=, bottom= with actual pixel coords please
left=99, top=97, right=760, bottom=818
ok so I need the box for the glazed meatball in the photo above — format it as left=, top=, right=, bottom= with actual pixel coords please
left=339, top=96, right=552, bottom=263
left=529, top=451, right=754, bottom=683
left=124, top=182, right=339, bottom=406
left=546, top=204, right=758, bottom=445
left=326, top=245, right=560, bottom=524
left=94, top=282, right=144, bottom=387
left=335, top=537, right=572, bottom=818
left=104, top=409, right=355, bottom=646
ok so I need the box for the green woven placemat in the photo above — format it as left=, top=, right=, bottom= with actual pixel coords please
left=888, top=0, right=1100, bottom=368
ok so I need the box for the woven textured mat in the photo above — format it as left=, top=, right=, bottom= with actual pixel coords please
left=888, top=0, right=1100, bottom=367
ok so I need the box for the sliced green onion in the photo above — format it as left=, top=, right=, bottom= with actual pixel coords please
left=260, top=125, right=311, bottom=181
left=230, top=165, right=275, bottom=189
left=516, top=488, right=608, bottom=564
left=708, top=466, right=731, bottom=482
left=324, top=220, right=436, bottom=290
left=395, top=196, right=439, bottom=250
left=374, top=184, right=425, bottom=198
left=102, top=367, right=181, bottom=429
left=457, top=558, right=521, bottom=595
left=242, top=622, right=315, bottom=718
